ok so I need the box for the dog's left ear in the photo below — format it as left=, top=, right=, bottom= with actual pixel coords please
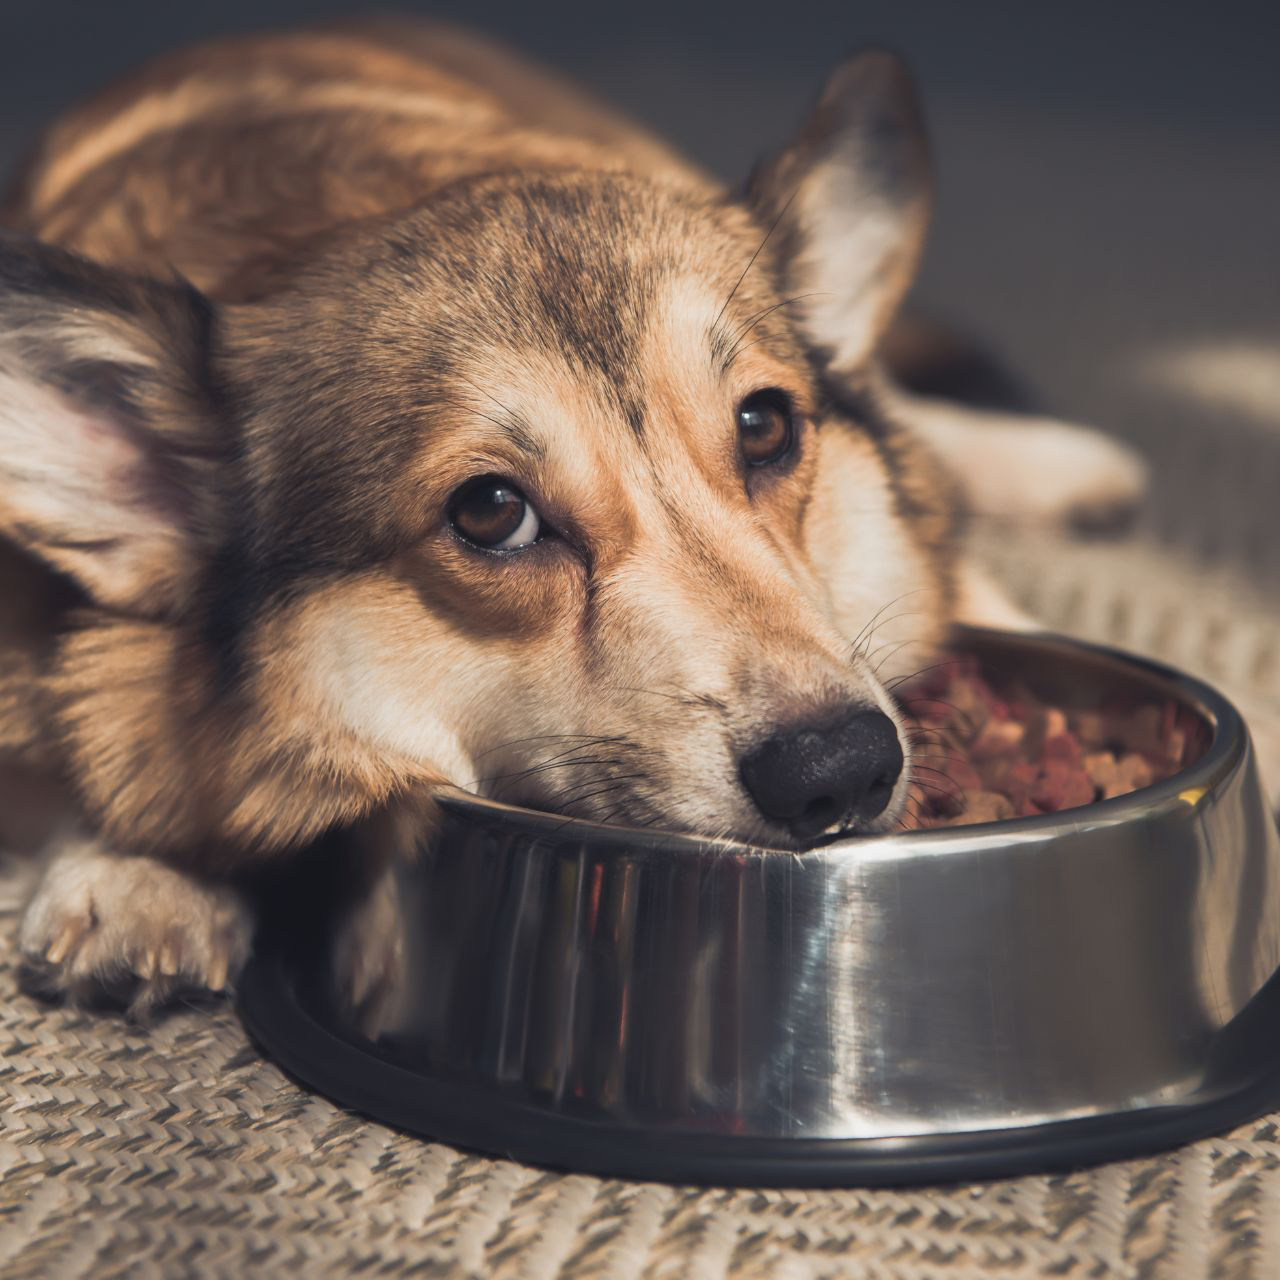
left=0, top=234, right=226, bottom=615
left=747, top=50, right=931, bottom=380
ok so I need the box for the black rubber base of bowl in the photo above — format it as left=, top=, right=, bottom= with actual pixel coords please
left=239, top=944, right=1280, bottom=1189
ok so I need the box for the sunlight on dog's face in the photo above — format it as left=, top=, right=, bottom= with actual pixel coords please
left=256, top=180, right=948, bottom=848
left=0, top=55, right=952, bottom=854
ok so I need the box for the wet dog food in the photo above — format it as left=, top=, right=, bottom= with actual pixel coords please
left=897, top=656, right=1198, bottom=830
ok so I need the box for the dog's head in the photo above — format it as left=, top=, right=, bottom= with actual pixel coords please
left=0, top=53, right=959, bottom=852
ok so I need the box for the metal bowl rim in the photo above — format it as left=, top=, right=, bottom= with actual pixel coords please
left=433, top=626, right=1246, bottom=862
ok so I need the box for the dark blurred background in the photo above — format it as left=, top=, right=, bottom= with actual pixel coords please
left=3, top=1, right=1279, bottom=582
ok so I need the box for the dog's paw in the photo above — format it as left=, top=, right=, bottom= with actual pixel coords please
left=18, top=836, right=253, bottom=1017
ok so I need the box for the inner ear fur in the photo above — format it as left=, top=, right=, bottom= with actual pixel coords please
left=746, top=50, right=933, bottom=380
left=0, top=233, right=227, bottom=614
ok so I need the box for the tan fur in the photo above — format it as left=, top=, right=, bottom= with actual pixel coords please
left=3, top=23, right=703, bottom=300
left=1, top=19, right=1130, bottom=1014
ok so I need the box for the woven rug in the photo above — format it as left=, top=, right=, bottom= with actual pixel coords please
left=4, top=866, right=1280, bottom=1280
left=4, top=381, right=1280, bottom=1279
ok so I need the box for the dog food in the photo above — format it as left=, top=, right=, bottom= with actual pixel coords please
left=897, top=656, right=1198, bottom=830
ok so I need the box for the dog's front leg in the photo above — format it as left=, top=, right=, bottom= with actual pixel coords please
left=18, top=831, right=253, bottom=1017
left=326, top=792, right=439, bottom=1036
left=329, top=851, right=407, bottom=1037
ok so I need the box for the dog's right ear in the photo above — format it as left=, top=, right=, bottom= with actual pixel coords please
left=0, top=235, right=226, bottom=615
left=747, top=50, right=932, bottom=382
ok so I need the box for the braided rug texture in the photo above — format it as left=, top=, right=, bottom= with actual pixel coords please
left=3, top=406, right=1280, bottom=1278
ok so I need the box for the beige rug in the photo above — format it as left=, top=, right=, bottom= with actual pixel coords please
left=4, top=407, right=1280, bottom=1277
left=3, top=869, right=1280, bottom=1280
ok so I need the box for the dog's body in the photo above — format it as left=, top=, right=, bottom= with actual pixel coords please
left=0, top=20, right=1147, bottom=1013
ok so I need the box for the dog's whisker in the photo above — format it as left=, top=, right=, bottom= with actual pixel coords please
left=479, top=757, right=628, bottom=797
left=721, top=293, right=827, bottom=369
left=552, top=774, right=651, bottom=813
left=867, top=638, right=922, bottom=676
left=469, top=742, right=633, bottom=795
left=893, top=798, right=924, bottom=832
left=910, top=758, right=962, bottom=778
left=435, top=396, right=518, bottom=437
left=885, top=659, right=967, bottom=694
left=726, top=293, right=820, bottom=347
left=848, top=589, right=932, bottom=660
left=711, top=187, right=801, bottom=335
left=614, top=684, right=729, bottom=714
left=906, top=751, right=971, bottom=770
left=856, top=610, right=930, bottom=657
left=473, top=733, right=622, bottom=761
left=454, top=374, right=520, bottom=423
left=895, top=694, right=977, bottom=733
left=473, top=744, right=625, bottom=782
left=908, top=773, right=961, bottom=795
left=909, top=777, right=964, bottom=805
left=479, top=747, right=625, bottom=780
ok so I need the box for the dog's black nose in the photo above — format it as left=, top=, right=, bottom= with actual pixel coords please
left=739, top=709, right=904, bottom=839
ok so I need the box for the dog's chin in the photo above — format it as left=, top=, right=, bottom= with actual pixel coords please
left=501, top=787, right=905, bottom=851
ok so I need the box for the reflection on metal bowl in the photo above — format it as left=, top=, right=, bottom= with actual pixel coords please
left=241, top=628, right=1280, bottom=1186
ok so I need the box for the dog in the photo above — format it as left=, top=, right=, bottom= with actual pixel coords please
left=0, top=18, right=1148, bottom=1015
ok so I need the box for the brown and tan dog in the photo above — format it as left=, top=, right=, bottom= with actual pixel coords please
left=0, top=19, right=1145, bottom=1014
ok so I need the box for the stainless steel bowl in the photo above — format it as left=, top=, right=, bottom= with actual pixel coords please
left=241, top=627, right=1280, bottom=1185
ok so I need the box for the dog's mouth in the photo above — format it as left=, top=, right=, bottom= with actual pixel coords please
left=486, top=782, right=904, bottom=850
left=798, top=823, right=868, bottom=848
left=469, top=712, right=912, bottom=848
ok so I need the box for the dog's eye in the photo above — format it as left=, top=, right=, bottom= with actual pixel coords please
left=737, top=390, right=795, bottom=467
left=448, top=476, right=542, bottom=550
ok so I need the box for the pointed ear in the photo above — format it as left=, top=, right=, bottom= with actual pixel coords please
left=747, top=50, right=932, bottom=379
left=0, top=234, right=225, bottom=614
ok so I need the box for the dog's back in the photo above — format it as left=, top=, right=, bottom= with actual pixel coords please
left=2, top=19, right=703, bottom=299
